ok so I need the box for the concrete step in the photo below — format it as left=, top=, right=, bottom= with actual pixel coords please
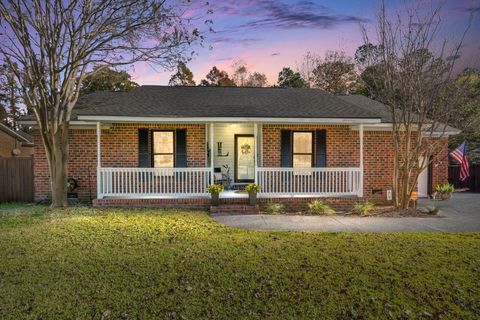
left=210, top=204, right=260, bottom=215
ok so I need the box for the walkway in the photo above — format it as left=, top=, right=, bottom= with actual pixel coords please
left=212, top=193, right=480, bottom=232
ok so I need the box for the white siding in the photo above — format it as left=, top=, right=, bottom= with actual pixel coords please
left=213, top=123, right=253, bottom=182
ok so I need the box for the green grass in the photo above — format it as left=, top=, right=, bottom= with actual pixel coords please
left=0, top=206, right=479, bottom=319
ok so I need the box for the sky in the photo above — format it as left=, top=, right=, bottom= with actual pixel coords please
left=130, top=0, right=480, bottom=86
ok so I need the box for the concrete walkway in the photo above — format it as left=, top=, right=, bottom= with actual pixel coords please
left=213, top=193, right=480, bottom=232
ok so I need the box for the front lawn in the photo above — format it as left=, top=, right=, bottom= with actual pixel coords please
left=0, top=205, right=479, bottom=319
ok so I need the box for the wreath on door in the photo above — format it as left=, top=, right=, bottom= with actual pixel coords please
left=241, top=143, right=251, bottom=155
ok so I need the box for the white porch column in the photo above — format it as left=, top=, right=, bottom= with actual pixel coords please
left=96, top=121, right=103, bottom=199
left=210, top=122, right=214, bottom=184
left=254, top=122, right=258, bottom=183
left=359, top=124, right=364, bottom=197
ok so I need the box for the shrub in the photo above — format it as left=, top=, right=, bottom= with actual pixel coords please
left=308, top=200, right=335, bottom=215
left=207, top=184, right=224, bottom=194
left=264, top=202, right=285, bottom=214
left=425, top=205, right=441, bottom=215
left=245, top=183, right=261, bottom=193
left=352, top=201, right=375, bottom=216
left=435, top=183, right=455, bottom=194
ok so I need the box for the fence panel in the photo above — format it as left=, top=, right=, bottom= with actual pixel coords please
left=448, top=164, right=479, bottom=192
left=0, top=157, right=34, bottom=202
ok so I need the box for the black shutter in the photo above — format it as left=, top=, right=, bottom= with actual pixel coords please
left=280, top=130, right=292, bottom=167
left=175, top=129, right=187, bottom=167
left=315, top=129, right=327, bottom=167
left=138, top=128, right=150, bottom=167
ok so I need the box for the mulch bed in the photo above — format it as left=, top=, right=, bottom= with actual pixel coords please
left=267, top=206, right=446, bottom=217
left=357, top=206, right=445, bottom=218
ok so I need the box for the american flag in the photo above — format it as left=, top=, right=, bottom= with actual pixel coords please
left=450, top=141, right=470, bottom=181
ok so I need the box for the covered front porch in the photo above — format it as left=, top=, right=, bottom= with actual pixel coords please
left=94, top=121, right=366, bottom=200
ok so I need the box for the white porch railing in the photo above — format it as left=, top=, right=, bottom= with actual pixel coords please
left=98, top=167, right=211, bottom=198
left=256, top=167, right=362, bottom=197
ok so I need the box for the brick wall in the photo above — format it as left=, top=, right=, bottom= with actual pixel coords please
left=262, top=125, right=359, bottom=167
left=427, top=137, right=449, bottom=189
left=33, top=122, right=449, bottom=205
left=261, top=125, right=449, bottom=203
left=33, top=123, right=206, bottom=202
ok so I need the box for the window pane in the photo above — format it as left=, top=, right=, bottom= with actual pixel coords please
left=293, top=132, right=312, bottom=153
left=153, top=131, right=174, bottom=153
left=293, top=155, right=312, bottom=168
left=154, top=155, right=174, bottom=168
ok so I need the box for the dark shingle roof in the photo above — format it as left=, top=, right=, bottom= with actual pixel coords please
left=338, top=95, right=460, bottom=133
left=73, top=86, right=381, bottom=119
left=337, top=95, right=394, bottom=122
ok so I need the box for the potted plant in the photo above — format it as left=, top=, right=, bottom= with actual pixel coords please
left=434, top=183, right=455, bottom=200
left=245, top=183, right=261, bottom=205
left=207, top=184, right=224, bottom=206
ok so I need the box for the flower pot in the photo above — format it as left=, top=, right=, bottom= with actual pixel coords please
left=248, top=191, right=257, bottom=206
left=440, top=192, right=451, bottom=201
left=211, top=192, right=220, bottom=206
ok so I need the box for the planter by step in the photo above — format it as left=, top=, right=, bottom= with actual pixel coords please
left=211, top=193, right=220, bottom=206
left=248, top=192, right=257, bottom=206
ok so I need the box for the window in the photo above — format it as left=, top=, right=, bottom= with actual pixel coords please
left=152, top=131, right=174, bottom=168
left=293, top=131, right=313, bottom=168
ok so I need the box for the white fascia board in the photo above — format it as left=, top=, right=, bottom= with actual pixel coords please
left=17, top=120, right=111, bottom=129
left=76, top=115, right=382, bottom=124
left=350, top=123, right=460, bottom=136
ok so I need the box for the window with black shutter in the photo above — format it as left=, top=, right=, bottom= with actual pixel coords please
left=315, top=129, right=327, bottom=167
left=138, top=128, right=150, bottom=168
left=152, top=130, right=175, bottom=168
left=292, top=131, right=313, bottom=168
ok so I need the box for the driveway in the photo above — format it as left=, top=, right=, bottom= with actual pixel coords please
left=213, top=193, right=480, bottom=232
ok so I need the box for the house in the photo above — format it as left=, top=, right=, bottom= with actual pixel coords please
left=0, top=122, right=34, bottom=158
left=21, top=86, right=458, bottom=210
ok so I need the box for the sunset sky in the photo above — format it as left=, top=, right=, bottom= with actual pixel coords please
left=131, top=0, right=480, bottom=86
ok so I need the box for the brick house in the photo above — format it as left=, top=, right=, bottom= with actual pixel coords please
left=22, top=86, right=459, bottom=210
left=0, top=122, right=34, bottom=158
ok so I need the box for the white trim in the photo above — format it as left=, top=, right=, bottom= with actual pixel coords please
left=350, top=123, right=460, bottom=136
left=17, top=120, right=112, bottom=130
left=96, top=122, right=103, bottom=199
left=210, top=122, right=214, bottom=184
left=254, top=122, right=258, bottom=183
left=359, top=124, right=364, bottom=197
left=77, top=115, right=381, bottom=124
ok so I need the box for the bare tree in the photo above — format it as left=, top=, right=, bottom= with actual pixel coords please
left=231, top=60, right=248, bottom=87
left=0, top=0, right=208, bottom=207
left=231, top=60, right=268, bottom=87
left=361, top=1, right=471, bottom=208
left=297, top=52, right=321, bottom=88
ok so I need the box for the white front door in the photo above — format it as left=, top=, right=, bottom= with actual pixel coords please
left=418, top=157, right=429, bottom=198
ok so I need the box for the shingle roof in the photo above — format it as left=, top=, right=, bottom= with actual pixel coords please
left=337, top=95, right=394, bottom=123
left=73, top=86, right=381, bottom=119
left=0, top=122, right=33, bottom=144
left=338, top=95, right=460, bottom=133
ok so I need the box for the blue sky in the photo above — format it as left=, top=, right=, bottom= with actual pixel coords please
left=131, top=0, right=480, bottom=85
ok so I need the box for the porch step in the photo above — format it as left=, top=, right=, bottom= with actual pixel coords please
left=210, top=204, right=260, bottom=215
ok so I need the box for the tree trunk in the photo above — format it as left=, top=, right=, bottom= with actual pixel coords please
left=42, top=123, right=69, bottom=207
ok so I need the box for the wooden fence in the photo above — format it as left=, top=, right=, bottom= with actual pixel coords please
left=448, top=164, right=480, bottom=193
left=0, top=157, right=34, bottom=202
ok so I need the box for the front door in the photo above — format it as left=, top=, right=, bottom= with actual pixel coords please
left=235, top=135, right=255, bottom=182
